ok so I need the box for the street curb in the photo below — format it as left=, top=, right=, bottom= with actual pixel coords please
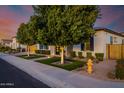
left=0, top=54, right=74, bottom=88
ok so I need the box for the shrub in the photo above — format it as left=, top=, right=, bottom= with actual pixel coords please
left=116, top=59, right=124, bottom=65
left=95, top=53, right=104, bottom=61
left=0, top=45, right=12, bottom=53
left=115, top=59, right=124, bottom=80
left=35, top=50, right=50, bottom=55
left=78, top=52, right=84, bottom=58
left=45, top=50, right=51, bottom=55
left=86, top=52, right=92, bottom=58
left=71, top=51, right=76, bottom=57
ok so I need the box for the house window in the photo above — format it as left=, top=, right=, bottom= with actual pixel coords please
left=110, top=36, right=113, bottom=44
left=39, top=44, right=48, bottom=50
left=44, top=45, right=48, bottom=49
left=80, top=37, right=94, bottom=51
left=39, top=45, right=44, bottom=49
left=113, top=37, right=117, bottom=43
left=122, top=39, right=124, bottom=44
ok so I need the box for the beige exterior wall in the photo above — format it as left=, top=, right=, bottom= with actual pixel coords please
left=27, top=30, right=124, bottom=58
left=11, top=38, right=19, bottom=49
left=94, top=31, right=106, bottom=55
left=71, top=30, right=124, bottom=58
left=49, top=46, right=56, bottom=56
left=11, top=37, right=27, bottom=50
left=94, top=30, right=124, bottom=58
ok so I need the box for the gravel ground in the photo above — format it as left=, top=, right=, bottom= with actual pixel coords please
left=72, top=60, right=124, bottom=82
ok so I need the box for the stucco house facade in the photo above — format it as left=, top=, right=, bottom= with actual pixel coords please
left=11, top=36, right=20, bottom=49
left=12, top=28, right=124, bottom=59
left=35, top=28, right=124, bottom=59
left=72, top=28, right=124, bottom=58
left=11, top=36, right=27, bottom=52
left=93, top=28, right=124, bottom=58
left=0, top=39, right=12, bottom=48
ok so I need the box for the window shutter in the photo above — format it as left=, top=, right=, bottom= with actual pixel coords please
left=81, top=43, right=84, bottom=51
left=90, top=37, right=94, bottom=51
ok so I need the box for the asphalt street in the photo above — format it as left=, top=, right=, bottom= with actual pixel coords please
left=0, top=58, right=50, bottom=88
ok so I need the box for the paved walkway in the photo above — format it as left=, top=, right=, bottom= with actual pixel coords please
left=0, top=58, right=49, bottom=88
left=0, top=54, right=124, bottom=88
left=29, top=57, right=48, bottom=61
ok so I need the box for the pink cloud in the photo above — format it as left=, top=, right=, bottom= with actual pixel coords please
left=95, top=6, right=124, bottom=27
left=0, top=18, right=16, bottom=26
left=20, top=5, right=33, bottom=14
left=0, top=5, right=33, bottom=39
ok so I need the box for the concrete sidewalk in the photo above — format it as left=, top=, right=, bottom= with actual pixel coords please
left=0, top=54, right=124, bottom=88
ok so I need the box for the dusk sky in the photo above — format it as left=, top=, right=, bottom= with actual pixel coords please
left=0, top=5, right=124, bottom=39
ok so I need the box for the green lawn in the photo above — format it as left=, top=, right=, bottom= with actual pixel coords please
left=36, top=57, right=86, bottom=71
left=36, top=57, right=61, bottom=64
left=17, top=54, right=45, bottom=59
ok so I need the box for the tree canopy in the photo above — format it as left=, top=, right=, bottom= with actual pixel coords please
left=32, top=5, right=100, bottom=64
left=33, top=5, right=100, bottom=46
left=16, top=23, right=35, bottom=46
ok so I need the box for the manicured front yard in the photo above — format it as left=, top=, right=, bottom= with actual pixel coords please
left=36, top=57, right=86, bottom=71
left=17, top=54, right=45, bottom=59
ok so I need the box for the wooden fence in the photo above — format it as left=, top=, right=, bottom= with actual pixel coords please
left=106, top=44, right=124, bottom=59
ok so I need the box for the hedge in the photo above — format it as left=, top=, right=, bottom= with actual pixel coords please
left=86, top=52, right=92, bottom=58
left=95, top=53, right=104, bottom=61
left=35, top=50, right=50, bottom=55
left=70, top=51, right=76, bottom=57
left=78, top=52, right=84, bottom=58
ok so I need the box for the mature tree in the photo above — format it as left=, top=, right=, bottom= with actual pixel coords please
left=28, top=15, right=44, bottom=43
left=17, top=23, right=36, bottom=56
left=33, top=5, right=100, bottom=64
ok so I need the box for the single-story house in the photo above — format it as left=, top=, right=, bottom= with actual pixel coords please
left=35, top=28, right=124, bottom=59
left=0, top=39, right=12, bottom=48
left=11, top=27, right=124, bottom=59
left=72, top=28, right=124, bottom=59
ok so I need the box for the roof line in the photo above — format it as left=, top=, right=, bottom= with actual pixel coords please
left=94, top=28, right=124, bottom=37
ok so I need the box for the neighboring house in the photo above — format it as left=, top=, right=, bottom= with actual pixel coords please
left=11, top=36, right=20, bottom=49
left=0, top=39, right=12, bottom=48
left=11, top=37, right=48, bottom=54
left=11, top=36, right=27, bottom=52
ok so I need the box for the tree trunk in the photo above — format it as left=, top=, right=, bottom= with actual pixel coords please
left=27, top=45, right=30, bottom=57
left=84, top=42, right=87, bottom=51
left=60, top=46, right=64, bottom=64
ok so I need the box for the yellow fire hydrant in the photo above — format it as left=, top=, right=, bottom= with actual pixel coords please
left=87, top=59, right=93, bottom=74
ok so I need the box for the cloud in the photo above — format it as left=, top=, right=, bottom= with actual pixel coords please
left=94, top=5, right=124, bottom=32
left=0, top=18, right=16, bottom=27
left=0, top=5, right=33, bottom=39
left=107, top=16, right=124, bottom=32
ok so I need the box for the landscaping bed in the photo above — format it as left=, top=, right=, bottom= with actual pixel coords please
left=115, top=59, right=124, bottom=80
left=36, top=57, right=86, bottom=71
left=17, top=54, right=45, bottom=59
